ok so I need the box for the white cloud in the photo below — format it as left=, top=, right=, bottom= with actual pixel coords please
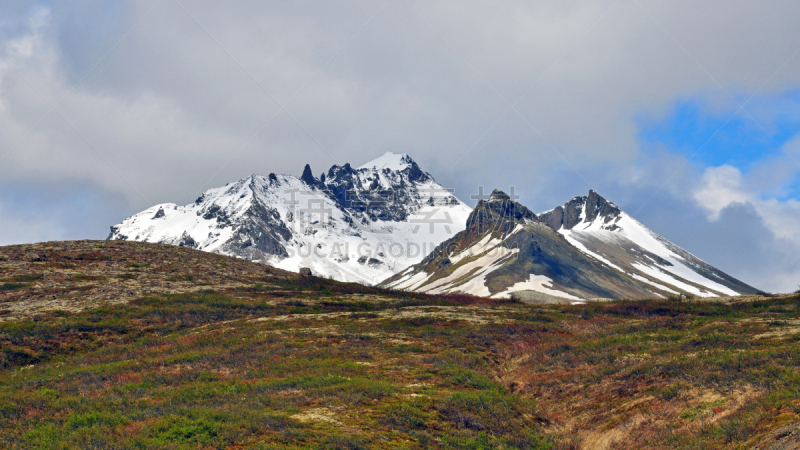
left=757, top=197, right=800, bottom=244
left=695, top=163, right=800, bottom=247
left=694, top=165, right=750, bottom=220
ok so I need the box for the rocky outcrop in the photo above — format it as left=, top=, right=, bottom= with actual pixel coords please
left=323, top=158, right=434, bottom=223
left=466, top=189, right=538, bottom=234
left=219, top=199, right=291, bottom=258
left=300, top=164, right=320, bottom=187
left=540, top=190, right=621, bottom=231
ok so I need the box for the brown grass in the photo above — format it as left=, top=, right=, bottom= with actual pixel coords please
left=0, top=240, right=798, bottom=449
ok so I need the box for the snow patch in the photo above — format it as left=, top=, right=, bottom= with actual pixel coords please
left=562, top=209, right=741, bottom=297
left=492, top=274, right=583, bottom=301
left=357, top=152, right=413, bottom=171
left=629, top=273, right=679, bottom=295
left=559, top=229, right=623, bottom=272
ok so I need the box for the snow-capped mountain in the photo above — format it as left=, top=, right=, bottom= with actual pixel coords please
left=108, top=153, right=471, bottom=285
left=538, top=190, right=758, bottom=298
left=381, top=190, right=759, bottom=301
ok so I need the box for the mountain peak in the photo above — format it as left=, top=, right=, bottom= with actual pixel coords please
left=300, top=164, right=317, bottom=185
left=467, top=188, right=537, bottom=233
left=583, top=190, right=621, bottom=224
left=357, top=152, right=415, bottom=171
left=488, top=189, right=511, bottom=201
left=540, top=190, right=621, bottom=231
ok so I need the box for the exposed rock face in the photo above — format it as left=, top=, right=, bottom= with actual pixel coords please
left=583, top=190, right=622, bottom=224
left=177, top=232, right=197, bottom=248
left=466, top=189, right=538, bottom=235
left=299, top=267, right=313, bottom=276
left=540, top=190, right=760, bottom=296
left=218, top=199, right=291, bottom=259
left=540, top=190, right=621, bottom=231
left=324, top=157, right=434, bottom=223
left=300, top=164, right=319, bottom=187
left=152, top=208, right=166, bottom=219
left=388, top=191, right=656, bottom=300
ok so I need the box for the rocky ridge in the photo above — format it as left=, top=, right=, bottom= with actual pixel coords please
left=381, top=190, right=760, bottom=300
left=108, top=153, right=471, bottom=285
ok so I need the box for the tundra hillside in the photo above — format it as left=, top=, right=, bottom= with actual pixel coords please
left=0, top=241, right=798, bottom=449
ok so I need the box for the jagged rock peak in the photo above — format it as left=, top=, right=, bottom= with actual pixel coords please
left=540, top=190, right=622, bottom=231
left=488, top=189, right=511, bottom=201
left=583, top=190, right=621, bottom=223
left=467, top=188, right=537, bottom=233
left=300, top=164, right=316, bottom=185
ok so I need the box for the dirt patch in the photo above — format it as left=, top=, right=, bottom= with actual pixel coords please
left=252, top=305, right=517, bottom=325
left=755, top=421, right=800, bottom=450
left=752, top=319, right=800, bottom=340
left=560, top=386, right=762, bottom=449
left=291, top=407, right=343, bottom=426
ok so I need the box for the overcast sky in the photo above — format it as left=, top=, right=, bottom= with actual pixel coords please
left=1, top=1, right=800, bottom=292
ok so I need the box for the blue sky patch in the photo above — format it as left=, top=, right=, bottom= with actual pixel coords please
left=638, top=92, right=800, bottom=172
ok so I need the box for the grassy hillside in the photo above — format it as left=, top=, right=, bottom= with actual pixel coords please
left=0, top=241, right=799, bottom=449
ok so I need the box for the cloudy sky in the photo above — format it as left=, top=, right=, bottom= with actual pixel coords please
left=1, top=1, right=799, bottom=292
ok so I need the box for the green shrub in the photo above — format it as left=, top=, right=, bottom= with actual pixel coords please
left=74, top=253, right=110, bottom=261
left=382, top=401, right=432, bottom=430
left=70, top=274, right=105, bottom=282
left=8, top=273, right=43, bottom=282
left=438, top=390, right=530, bottom=435
left=441, top=366, right=499, bottom=390
left=320, top=434, right=369, bottom=450
left=650, top=383, right=688, bottom=401
left=315, top=378, right=395, bottom=404
left=253, top=375, right=350, bottom=392
left=150, top=415, right=221, bottom=445
left=165, top=274, right=194, bottom=282
left=165, top=351, right=213, bottom=365
left=67, top=411, right=129, bottom=430
left=0, top=400, right=20, bottom=421
left=0, top=283, right=26, bottom=291
left=668, top=293, right=684, bottom=302
left=1, top=346, right=39, bottom=368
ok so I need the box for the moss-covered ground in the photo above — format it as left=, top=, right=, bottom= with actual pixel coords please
left=1, top=241, right=799, bottom=449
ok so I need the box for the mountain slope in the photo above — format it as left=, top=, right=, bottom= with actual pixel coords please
left=108, top=153, right=471, bottom=285
left=539, top=190, right=760, bottom=297
left=382, top=190, right=759, bottom=300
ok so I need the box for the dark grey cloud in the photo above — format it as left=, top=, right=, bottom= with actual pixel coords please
left=621, top=187, right=791, bottom=293
left=0, top=181, right=128, bottom=246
